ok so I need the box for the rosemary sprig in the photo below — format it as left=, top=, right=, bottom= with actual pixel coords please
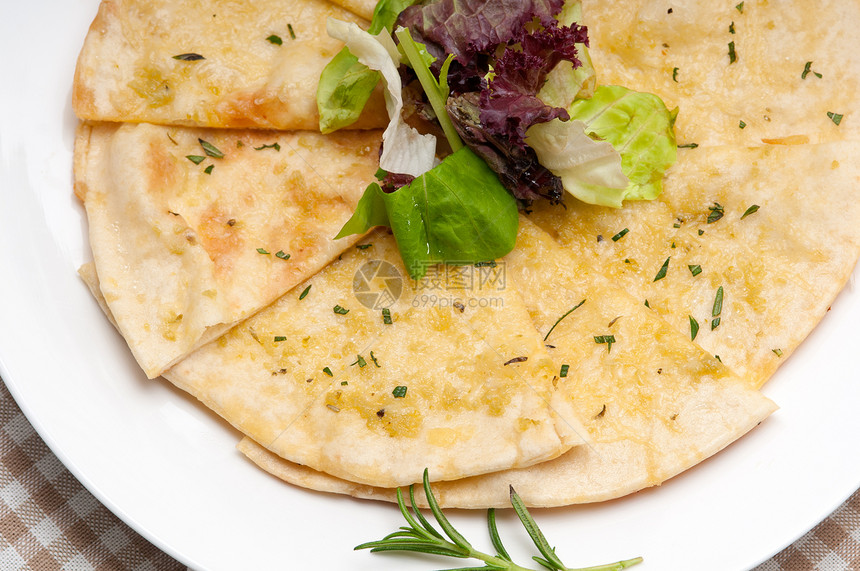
left=355, top=469, right=643, bottom=571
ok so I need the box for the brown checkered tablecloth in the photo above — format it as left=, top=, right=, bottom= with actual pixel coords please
left=1, top=377, right=857, bottom=570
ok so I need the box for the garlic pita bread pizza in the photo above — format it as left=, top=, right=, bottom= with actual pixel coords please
left=162, top=230, right=585, bottom=488
left=73, top=0, right=387, bottom=130
left=75, top=121, right=381, bottom=377
left=234, top=219, right=776, bottom=507
left=529, top=142, right=860, bottom=388
left=582, top=0, right=860, bottom=146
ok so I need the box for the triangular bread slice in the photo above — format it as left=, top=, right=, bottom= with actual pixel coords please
left=529, top=142, right=860, bottom=388
left=73, top=0, right=387, bottom=130
left=75, top=121, right=382, bottom=377
left=235, top=219, right=776, bottom=507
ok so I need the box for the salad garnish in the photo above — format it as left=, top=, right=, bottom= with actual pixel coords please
left=319, top=0, right=677, bottom=277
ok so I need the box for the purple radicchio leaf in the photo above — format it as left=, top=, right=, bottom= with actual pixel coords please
left=397, top=0, right=565, bottom=63
left=379, top=171, right=416, bottom=193
left=447, top=92, right=563, bottom=202
left=479, top=20, right=588, bottom=148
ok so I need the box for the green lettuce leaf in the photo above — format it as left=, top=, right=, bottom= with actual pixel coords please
left=537, top=0, right=596, bottom=108
left=327, top=18, right=437, bottom=176
left=317, top=0, right=420, bottom=133
left=569, top=85, right=678, bottom=202
left=336, top=147, right=519, bottom=280
left=526, top=118, right=630, bottom=208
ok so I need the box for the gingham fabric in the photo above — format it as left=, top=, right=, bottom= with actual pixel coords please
left=1, top=378, right=857, bottom=571
left=0, top=379, right=185, bottom=571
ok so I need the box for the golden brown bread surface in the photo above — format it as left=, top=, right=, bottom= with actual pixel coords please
left=73, top=0, right=388, bottom=130
left=76, top=121, right=382, bottom=377
left=83, top=229, right=587, bottom=488
left=581, top=0, right=860, bottom=146
left=235, top=219, right=777, bottom=507
left=529, top=142, right=860, bottom=388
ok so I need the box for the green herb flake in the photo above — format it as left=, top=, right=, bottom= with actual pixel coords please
left=689, top=316, right=700, bottom=341
left=594, top=335, right=616, bottom=353
left=707, top=202, right=725, bottom=224
left=298, top=285, right=311, bottom=300
left=382, top=307, right=392, bottom=325
left=559, top=364, right=569, bottom=378
left=341, top=381, right=349, bottom=386
left=729, top=21, right=736, bottom=34
left=322, top=367, right=333, bottom=377
left=256, top=248, right=270, bottom=255
left=370, top=351, right=381, bottom=368
left=611, top=228, right=629, bottom=242
left=739, top=120, right=747, bottom=129
left=736, top=2, right=744, bottom=13
left=266, top=34, right=283, bottom=45
left=728, top=41, right=738, bottom=64
left=688, top=264, right=703, bottom=276
left=828, top=112, right=844, bottom=126
left=741, top=204, right=760, bottom=219
left=773, top=348, right=784, bottom=357
left=711, top=286, right=724, bottom=330
left=275, top=250, right=291, bottom=260
left=333, top=305, right=350, bottom=315
left=355, top=244, right=373, bottom=250
left=274, top=336, right=287, bottom=342
left=678, top=143, right=699, bottom=149
left=698, top=229, right=705, bottom=236
left=712, top=286, right=724, bottom=317
left=186, top=155, right=206, bottom=165
left=173, top=53, right=205, bottom=61
left=392, top=385, right=407, bottom=398
left=254, top=142, right=281, bottom=151
left=287, top=23, right=296, bottom=40
left=672, top=67, right=680, bottom=82
left=198, top=138, right=224, bottom=158
left=715, top=354, right=723, bottom=363
left=644, top=299, right=651, bottom=308
left=544, top=299, right=586, bottom=341
left=351, top=355, right=367, bottom=368
left=203, top=164, right=214, bottom=175
left=802, top=61, right=823, bottom=79
left=653, top=257, right=671, bottom=282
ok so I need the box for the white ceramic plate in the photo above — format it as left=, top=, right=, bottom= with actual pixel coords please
left=2, top=2, right=859, bottom=570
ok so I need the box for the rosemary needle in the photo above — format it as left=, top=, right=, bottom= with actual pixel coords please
left=355, top=469, right=643, bottom=570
